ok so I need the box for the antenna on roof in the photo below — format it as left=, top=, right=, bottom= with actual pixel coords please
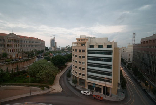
left=132, top=33, right=136, bottom=45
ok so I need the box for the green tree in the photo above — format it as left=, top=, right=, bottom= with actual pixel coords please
left=67, top=70, right=71, bottom=78
left=16, top=65, right=19, bottom=73
left=145, top=82, right=148, bottom=87
left=72, top=79, right=77, bottom=85
left=28, top=59, right=59, bottom=84
left=2, top=52, right=8, bottom=58
left=120, top=70, right=127, bottom=89
left=152, top=88, right=156, bottom=95
left=45, top=47, right=49, bottom=51
left=51, top=55, right=66, bottom=67
left=6, top=67, right=9, bottom=73
left=44, top=56, right=51, bottom=61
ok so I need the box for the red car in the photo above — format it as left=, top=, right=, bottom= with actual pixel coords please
left=93, top=95, right=103, bottom=101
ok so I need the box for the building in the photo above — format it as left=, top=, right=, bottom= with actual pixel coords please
left=133, top=34, right=156, bottom=87
left=72, top=35, right=121, bottom=96
left=0, top=33, right=45, bottom=59
left=121, top=44, right=133, bottom=64
left=50, top=37, right=57, bottom=51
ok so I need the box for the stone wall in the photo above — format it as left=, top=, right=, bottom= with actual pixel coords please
left=0, top=57, right=36, bottom=72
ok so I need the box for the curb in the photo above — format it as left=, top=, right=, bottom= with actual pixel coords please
left=68, top=77, right=125, bottom=102
left=0, top=89, right=50, bottom=103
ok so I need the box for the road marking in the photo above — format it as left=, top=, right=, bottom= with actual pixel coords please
left=122, top=68, right=149, bottom=105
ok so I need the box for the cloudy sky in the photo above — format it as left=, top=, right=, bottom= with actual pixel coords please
left=0, top=0, right=156, bottom=47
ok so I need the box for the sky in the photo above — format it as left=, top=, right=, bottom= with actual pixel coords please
left=0, top=0, right=156, bottom=48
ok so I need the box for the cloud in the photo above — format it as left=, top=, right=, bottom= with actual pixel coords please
left=138, top=5, right=152, bottom=10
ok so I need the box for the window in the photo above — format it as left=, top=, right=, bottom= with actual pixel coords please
left=79, top=73, right=81, bottom=75
left=82, top=74, right=85, bottom=76
left=75, top=55, right=77, bottom=57
left=98, top=45, right=103, bottom=48
left=107, top=45, right=112, bottom=48
left=75, top=49, right=77, bottom=52
left=73, top=49, right=74, bottom=51
left=82, top=50, right=85, bottom=52
left=75, top=71, right=77, bottom=74
left=82, top=62, right=85, bottom=65
left=82, top=68, right=85, bottom=70
left=79, top=49, right=81, bottom=52
left=75, top=66, right=77, bottom=68
left=82, top=56, right=85, bottom=58
left=90, top=45, right=94, bottom=48
left=73, top=59, right=74, bottom=61
left=75, top=61, right=77, bottom=63
left=81, top=44, right=85, bottom=46
left=79, top=56, right=81, bottom=58
left=79, top=67, right=81, bottom=70
left=73, top=64, right=74, bottom=66
left=79, top=61, right=81, bottom=64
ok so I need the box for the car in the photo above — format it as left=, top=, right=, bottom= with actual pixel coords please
left=81, top=91, right=91, bottom=95
left=93, top=95, right=103, bottom=101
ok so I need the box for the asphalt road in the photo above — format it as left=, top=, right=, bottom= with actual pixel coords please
left=2, top=65, right=155, bottom=105
left=121, top=65, right=155, bottom=105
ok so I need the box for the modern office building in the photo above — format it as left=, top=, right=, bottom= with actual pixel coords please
left=72, top=35, right=121, bottom=96
left=0, top=33, right=45, bottom=59
left=50, top=37, right=57, bottom=51
left=133, top=34, right=156, bottom=87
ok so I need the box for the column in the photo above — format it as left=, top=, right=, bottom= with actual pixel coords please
left=101, top=86, right=103, bottom=94
left=109, top=88, right=112, bottom=96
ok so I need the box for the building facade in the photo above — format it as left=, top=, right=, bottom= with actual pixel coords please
left=50, top=37, right=57, bottom=51
left=121, top=45, right=133, bottom=63
left=0, top=33, right=45, bottom=59
left=133, top=34, right=156, bottom=87
left=72, top=35, right=121, bottom=96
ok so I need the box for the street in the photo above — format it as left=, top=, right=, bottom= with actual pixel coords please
left=2, top=65, right=155, bottom=105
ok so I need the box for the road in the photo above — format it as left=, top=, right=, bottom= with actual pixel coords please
left=2, top=65, right=155, bottom=105
left=121, top=65, right=155, bottom=105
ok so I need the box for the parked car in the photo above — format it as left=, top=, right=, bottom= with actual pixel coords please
left=81, top=91, right=91, bottom=95
left=93, top=95, right=103, bottom=101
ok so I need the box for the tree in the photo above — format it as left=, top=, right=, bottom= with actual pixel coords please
left=51, top=55, right=66, bottom=67
left=152, top=88, right=156, bottom=95
left=45, top=47, right=49, bottom=51
left=16, top=65, right=19, bottom=73
left=145, top=82, right=148, bottom=87
left=67, top=70, right=71, bottom=78
left=28, top=59, right=59, bottom=84
left=72, top=79, right=77, bottom=85
left=120, top=70, right=127, bottom=89
left=2, top=52, right=8, bottom=58
left=44, top=56, right=51, bottom=61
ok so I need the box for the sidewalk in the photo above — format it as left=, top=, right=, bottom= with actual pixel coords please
left=50, top=62, right=72, bottom=93
left=68, top=77, right=125, bottom=101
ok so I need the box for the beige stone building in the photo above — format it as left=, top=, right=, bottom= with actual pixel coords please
left=0, top=33, right=45, bottom=59
left=121, top=45, right=133, bottom=63
left=72, top=35, right=121, bottom=96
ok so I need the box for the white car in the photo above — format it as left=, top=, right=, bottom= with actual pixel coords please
left=81, top=91, right=91, bottom=95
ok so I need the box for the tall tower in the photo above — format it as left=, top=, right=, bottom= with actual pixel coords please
left=132, top=33, right=136, bottom=44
